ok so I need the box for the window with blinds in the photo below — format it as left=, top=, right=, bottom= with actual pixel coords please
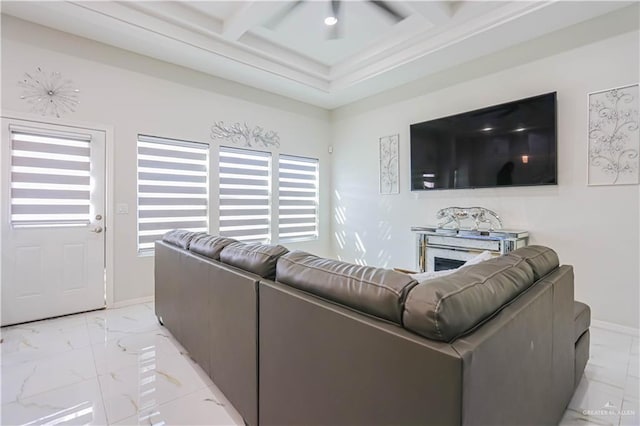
left=278, top=154, right=319, bottom=242
left=137, top=135, right=209, bottom=252
left=10, top=128, right=92, bottom=227
left=219, top=146, right=271, bottom=243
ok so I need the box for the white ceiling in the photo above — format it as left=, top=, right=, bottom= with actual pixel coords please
left=1, top=1, right=634, bottom=109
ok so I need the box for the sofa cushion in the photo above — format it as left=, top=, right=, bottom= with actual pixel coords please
left=409, top=268, right=458, bottom=284
left=509, top=245, right=559, bottom=281
left=403, top=253, right=536, bottom=342
left=463, top=250, right=495, bottom=267
left=574, top=301, right=591, bottom=342
left=220, top=242, right=288, bottom=279
left=189, top=234, right=237, bottom=260
left=276, top=251, right=418, bottom=325
left=162, top=229, right=203, bottom=250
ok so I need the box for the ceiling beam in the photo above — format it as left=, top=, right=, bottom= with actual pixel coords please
left=123, top=2, right=224, bottom=36
left=406, top=1, right=454, bottom=25
left=222, top=1, right=288, bottom=40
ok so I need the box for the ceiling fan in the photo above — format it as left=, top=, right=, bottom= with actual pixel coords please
left=265, top=0, right=407, bottom=39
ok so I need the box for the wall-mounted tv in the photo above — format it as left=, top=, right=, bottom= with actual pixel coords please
left=410, top=92, right=557, bottom=191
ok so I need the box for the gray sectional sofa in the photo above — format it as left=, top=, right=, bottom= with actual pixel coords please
left=155, top=230, right=591, bottom=426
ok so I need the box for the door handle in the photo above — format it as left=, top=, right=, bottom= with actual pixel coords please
left=91, top=226, right=103, bottom=234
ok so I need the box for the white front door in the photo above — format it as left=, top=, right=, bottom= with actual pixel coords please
left=1, top=118, right=106, bottom=326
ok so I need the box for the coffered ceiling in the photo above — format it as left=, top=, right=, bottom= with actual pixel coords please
left=1, top=1, right=634, bottom=108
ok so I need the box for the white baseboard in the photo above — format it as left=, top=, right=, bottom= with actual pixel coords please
left=592, top=319, right=640, bottom=337
left=111, top=296, right=154, bottom=309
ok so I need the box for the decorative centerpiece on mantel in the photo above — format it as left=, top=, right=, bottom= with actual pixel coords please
left=435, top=206, right=503, bottom=232
left=411, top=207, right=529, bottom=273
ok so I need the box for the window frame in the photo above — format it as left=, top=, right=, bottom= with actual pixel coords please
left=9, top=125, right=94, bottom=228
left=136, top=134, right=209, bottom=254
left=218, top=145, right=272, bottom=243
left=277, top=153, right=320, bottom=243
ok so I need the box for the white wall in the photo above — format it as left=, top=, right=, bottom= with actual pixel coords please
left=1, top=16, right=332, bottom=305
left=331, top=30, right=640, bottom=328
left=2, top=13, right=639, bottom=329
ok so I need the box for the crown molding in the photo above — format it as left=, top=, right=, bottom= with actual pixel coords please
left=2, top=1, right=635, bottom=109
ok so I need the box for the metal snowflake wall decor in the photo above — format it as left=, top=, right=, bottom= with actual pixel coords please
left=588, top=83, right=639, bottom=185
left=18, top=67, right=80, bottom=118
left=211, top=121, right=280, bottom=148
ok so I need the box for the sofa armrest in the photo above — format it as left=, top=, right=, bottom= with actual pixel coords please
left=451, top=265, right=574, bottom=426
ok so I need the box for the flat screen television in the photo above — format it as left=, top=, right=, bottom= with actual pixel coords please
left=410, top=92, right=557, bottom=190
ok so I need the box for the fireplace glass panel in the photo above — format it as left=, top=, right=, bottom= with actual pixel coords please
left=434, top=257, right=466, bottom=271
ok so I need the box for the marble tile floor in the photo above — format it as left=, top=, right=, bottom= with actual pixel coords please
left=0, top=302, right=638, bottom=425
left=560, top=326, right=639, bottom=426
left=1, top=303, right=243, bottom=425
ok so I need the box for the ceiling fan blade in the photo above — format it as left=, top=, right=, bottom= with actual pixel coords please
left=327, top=0, right=342, bottom=40
left=331, top=0, right=341, bottom=17
left=264, top=0, right=305, bottom=30
left=368, top=0, right=406, bottom=22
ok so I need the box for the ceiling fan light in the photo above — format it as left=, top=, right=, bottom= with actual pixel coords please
left=324, top=16, right=338, bottom=26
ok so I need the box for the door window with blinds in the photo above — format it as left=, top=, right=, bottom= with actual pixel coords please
left=219, top=146, right=271, bottom=242
left=10, top=127, right=92, bottom=227
left=278, top=155, right=319, bottom=242
left=137, top=135, right=208, bottom=252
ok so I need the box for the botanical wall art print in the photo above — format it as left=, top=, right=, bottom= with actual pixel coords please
left=379, top=134, right=399, bottom=194
left=588, top=83, right=639, bottom=186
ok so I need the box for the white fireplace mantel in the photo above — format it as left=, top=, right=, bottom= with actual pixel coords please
left=411, top=226, right=529, bottom=272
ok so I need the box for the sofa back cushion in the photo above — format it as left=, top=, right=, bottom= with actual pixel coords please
left=276, top=251, right=418, bottom=325
left=162, top=229, right=203, bottom=250
left=220, top=242, right=288, bottom=279
left=507, top=245, right=559, bottom=280
left=189, top=234, right=237, bottom=260
left=403, top=252, right=538, bottom=342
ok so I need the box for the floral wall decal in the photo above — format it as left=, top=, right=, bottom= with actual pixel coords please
left=588, top=83, right=639, bottom=185
left=379, top=134, right=399, bottom=194
left=211, top=121, right=280, bottom=148
left=18, top=67, right=80, bottom=118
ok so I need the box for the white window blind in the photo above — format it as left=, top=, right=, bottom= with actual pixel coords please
left=219, top=146, right=271, bottom=242
left=137, top=135, right=209, bottom=252
left=10, top=127, right=92, bottom=227
left=278, top=154, right=319, bottom=242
